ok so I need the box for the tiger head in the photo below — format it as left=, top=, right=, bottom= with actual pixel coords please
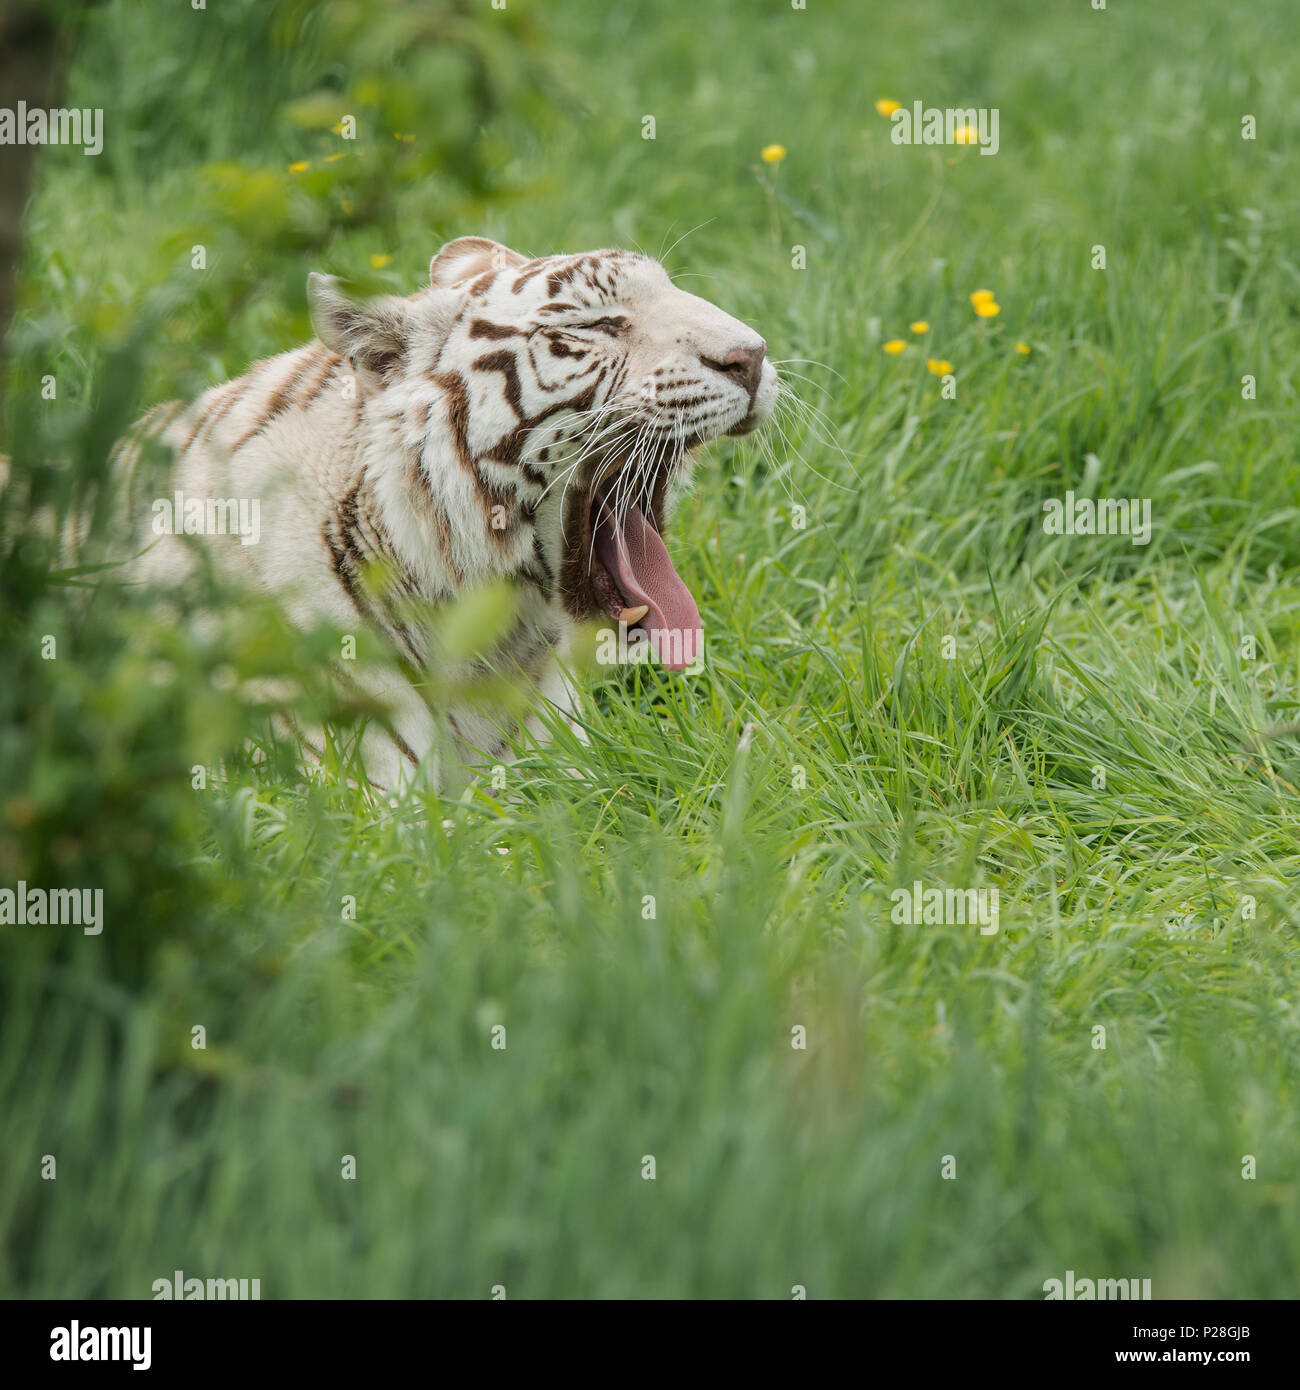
left=307, top=237, right=778, bottom=669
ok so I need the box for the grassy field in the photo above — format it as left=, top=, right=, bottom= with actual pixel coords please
left=2, top=0, right=1299, bottom=1298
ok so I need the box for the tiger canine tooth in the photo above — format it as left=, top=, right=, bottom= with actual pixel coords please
left=618, top=604, right=649, bottom=624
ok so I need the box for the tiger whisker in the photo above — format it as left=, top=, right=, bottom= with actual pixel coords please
left=769, top=356, right=848, bottom=386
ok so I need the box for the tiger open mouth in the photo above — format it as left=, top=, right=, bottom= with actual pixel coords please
left=559, top=468, right=702, bottom=670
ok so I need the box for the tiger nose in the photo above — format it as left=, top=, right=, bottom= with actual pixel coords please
left=703, top=342, right=766, bottom=400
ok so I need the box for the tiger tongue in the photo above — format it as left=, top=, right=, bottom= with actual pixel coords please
left=593, top=503, right=702, bottom=670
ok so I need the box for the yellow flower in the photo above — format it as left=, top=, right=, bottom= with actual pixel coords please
left=926, top=359, right=953, bottom=376
left=1014, top=341, right=1031, bottom=355
left=970, top=288, right=995, bottom=307
left=324, top=152, right=345, bottom=163
left=761, top=144, right=787, bottom=164
left=883, top=339, right=907, bottom=355
left=394, top=132, right=415, bottom=143
left=910, top=321, right=929, bottom=334
left=287, top=161, right=309, bottom=173
left=875, top=99, right=901, bottom=116
left=974, top=299, right=1001, bottom=318
left=953, top=123, right=977, bottom=145
left=369, top=253, right=393, bottom=269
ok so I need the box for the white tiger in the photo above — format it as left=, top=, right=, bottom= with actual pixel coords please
left=121, top=236, right=778, bottom=790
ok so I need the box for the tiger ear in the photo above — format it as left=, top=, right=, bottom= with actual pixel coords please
left=307, top=273, right=412, bottom=381
left=429, top=236, right=527, bottom=289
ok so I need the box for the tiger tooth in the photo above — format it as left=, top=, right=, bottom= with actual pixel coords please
left=619, top=604, right=649, bottom=624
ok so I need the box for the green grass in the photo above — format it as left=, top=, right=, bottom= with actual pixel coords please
left=2, top=0, right=1300, bottom=1298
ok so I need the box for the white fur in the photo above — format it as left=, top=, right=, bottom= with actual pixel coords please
left=120, top=238, right=777, bottom=791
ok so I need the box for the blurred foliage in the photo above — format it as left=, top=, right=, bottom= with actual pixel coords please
left=0, top=0, right=561, bottom=988
left=6, top=0, right=557, bottom=402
